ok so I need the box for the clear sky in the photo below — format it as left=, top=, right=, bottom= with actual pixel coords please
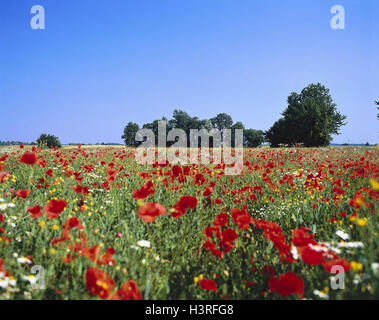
left=1, top=0, right=378, bottom=144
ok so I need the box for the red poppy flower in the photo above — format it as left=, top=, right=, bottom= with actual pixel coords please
left=63, top=254, right=76, bottom=264
left=20, top=151, right=38, bottom=165
left=0, top=172, right=10, bottom=183
left=137, top=202, right=166, bottom=223
left=80, top=245, right=102, bottom=263
left=204, top=227, right=221, bottom=238
left=214, top=198, right=222, bottom=204
left=51, top=229, right=71, bottom=245
left=27, top=205, right=43, bottom=219
left=132, top=180, right=155, bottom=200
left=199, top=278, right=217, bottom=292
left=62, top=217, right=84, bottom=230
left=15, top=189, right=31, bottom=199
left=202, top=187, right=213, bottom=197
left=171, top=196, right=198, bottom=218
left=45, top=169, right=53, bottom=177
left=231, top=207, right=253, bottom=230
left=291, top=228, right=315, bottom=247
left=203, top=239, right=224, bottom=259
left=72, top=185, right=83, bottom=194
left=322, top=258, right=350, bottom=273
left=98, top=248, right=116, bottom=266
left=268, top=272, right=304, bottom=299
left=213, top=213, right=228, bottom=227
left=44, top=199, right=67, bottom=219
left=111, top=280, right=142, bottom=300
left=300, top=246, right=324, bottom=265
left=85, top=267, right=115, bottom=299
left=222, top=228, right=238, bottom=243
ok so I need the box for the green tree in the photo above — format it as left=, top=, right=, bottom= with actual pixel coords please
left=37, top=134, right=61, bottom=148
left=169, top=110, right=192, bottom=132
left=266, top=83, right=347, bottom=147
left=244, top=129, right=265, bottom=147
left=122, top=122, right=140, bottom=146
left=230, top=122, right=244, bottom=147
left=210, top=113, right=233, bottom=131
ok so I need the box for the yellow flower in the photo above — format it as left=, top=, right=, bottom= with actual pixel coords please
left=137, top=200, right=144, bottom=207
left=52, top=225, right=59, bottom=231
left=193, top=277, right=199, bottom=283
left=350, top=215, right=357, bottom=222
left=370, top=178, right=379, bottom=190
left=49, top=248, right=56, bottom=255
left=350, top=261, right=363, bottom=272
left=357, top=218, right=367, bottom=227
left=39, top=220, right=45, bottom=228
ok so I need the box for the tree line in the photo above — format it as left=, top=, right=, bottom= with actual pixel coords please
left=122, top=110, right=265, bottom=148
left=123, top=83, right=350, bottom=148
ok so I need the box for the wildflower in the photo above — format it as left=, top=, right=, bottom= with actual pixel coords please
left=44, top=199, right=67, bottom=219
left=268, top=272, right=304, bottom=299
left=132, top=181, right=155, bottom=200
left=111, top=280, right=142, bottom=300
left=171, top=196, right=198, bottom=218
left=15, top=189, right=31, bottom=199
left=350, top=261, right=363, bottom=272
left=23, top=275, right=37, bottom=285
left=137, top=240, right=151, bottom=248
left=20, top=151, right=38, bottom=165
left=213, top=213, right=228, bottom=227
left=336, top=230, right=349, bottom=240
left=85, top=267, right=115, bottom=299
left=199, top=278, right=217, bottom=292
left=137, top=202, right=166, bottom=223
left=17, top=257, right=32, bottom=264
left=369, top=178, right=379, bottom=190
left=27, top=206, right=43, bottom=219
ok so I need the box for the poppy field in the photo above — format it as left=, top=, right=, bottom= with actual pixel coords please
left=0, top=145, right=378, bottom=300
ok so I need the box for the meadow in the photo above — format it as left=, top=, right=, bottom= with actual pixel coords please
left=0, top=145, right=378, bottom=300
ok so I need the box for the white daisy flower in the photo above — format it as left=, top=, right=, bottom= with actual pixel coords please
left=137, top=240, right=151, bottom=248
left=336, top=230, right=349, bottom=240
left=23, top=275, right=37, bottom=285
left=313, top=290, right=329, bottom=299
left=17, top=257, right=32, bottom=264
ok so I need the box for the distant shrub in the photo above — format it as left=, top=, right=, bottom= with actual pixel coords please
left=37, top=134, right=62, bottom=148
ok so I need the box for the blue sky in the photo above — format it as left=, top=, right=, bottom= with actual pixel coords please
left=1, top=0, right=378, bottom=144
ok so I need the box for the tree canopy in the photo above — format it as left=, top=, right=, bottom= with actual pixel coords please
left=37, top=133, right=62, bottom=148
left=122, top=110, right=265, bottom=147
left=266, top=83, right=347, bottom=147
